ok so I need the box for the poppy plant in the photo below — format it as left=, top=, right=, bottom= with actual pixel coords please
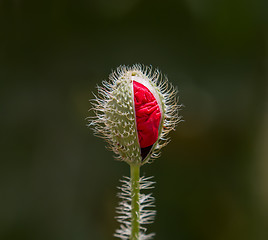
left=89, top=64, right=181, bottom=240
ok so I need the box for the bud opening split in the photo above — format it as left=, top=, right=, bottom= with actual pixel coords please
left=89, top=64, right=181, bottom=165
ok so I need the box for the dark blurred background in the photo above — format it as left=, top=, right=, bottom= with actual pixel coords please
left=0, top=0, right=267, bottom=239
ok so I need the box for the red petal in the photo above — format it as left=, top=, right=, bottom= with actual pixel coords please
left=133, top=81, right=161, bottom=148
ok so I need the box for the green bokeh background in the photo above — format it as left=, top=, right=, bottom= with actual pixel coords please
left=1, top=1, right=267, bottom=239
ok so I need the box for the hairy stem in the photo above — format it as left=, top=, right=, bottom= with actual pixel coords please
left=130, top=163, right=140, bottom=240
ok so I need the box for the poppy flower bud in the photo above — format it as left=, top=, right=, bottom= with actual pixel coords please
left=89, top=64, right=180, bottom=165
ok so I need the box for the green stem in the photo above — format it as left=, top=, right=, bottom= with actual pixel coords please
left=130, top=163, right=140, bottom=240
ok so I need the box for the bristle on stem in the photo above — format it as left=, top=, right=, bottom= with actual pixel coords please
left=114, top=169, right=156, bottom=240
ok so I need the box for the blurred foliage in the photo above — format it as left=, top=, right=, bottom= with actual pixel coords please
left=0, top=0, right=267, bottom=240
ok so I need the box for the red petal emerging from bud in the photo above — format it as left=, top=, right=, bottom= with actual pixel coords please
left=133, top=81, right=162, bottom=148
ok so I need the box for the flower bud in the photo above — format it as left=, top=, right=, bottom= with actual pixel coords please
left=89, top=64, right=180, bottom=165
